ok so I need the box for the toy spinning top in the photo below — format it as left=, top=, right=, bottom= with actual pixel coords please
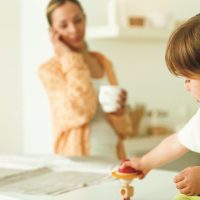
left=112, top=160, right=142, bottom=200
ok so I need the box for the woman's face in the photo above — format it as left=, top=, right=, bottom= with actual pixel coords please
left=51, top=2, right=86, bottom=51
left=184, top=76, right=200, bottom=102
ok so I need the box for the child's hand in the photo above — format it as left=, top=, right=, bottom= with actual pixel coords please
left=174, top=166, right=200, bottom=196
left=118, top=159, right=142, bottom=174
left=119, top=157, right=150, bottom=179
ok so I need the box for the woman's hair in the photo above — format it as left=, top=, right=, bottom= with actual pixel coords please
left=46, top=0, right=84, bottom=26
left=165, top=14, right=200, bottom=77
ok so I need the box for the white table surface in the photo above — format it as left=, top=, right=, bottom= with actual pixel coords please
left=61, top=169, right=179, bottom=200
left=0, top=155, right=179, bottom=200
left=0, top=169, right=179, bottom=200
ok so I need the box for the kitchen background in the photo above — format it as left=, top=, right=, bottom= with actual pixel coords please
left=0, top=0, right=200, bottom=168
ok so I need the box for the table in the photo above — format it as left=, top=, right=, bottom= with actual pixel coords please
left=0, top=155, right=179, bottom=200
left=62, top=169, right=179, bottom=200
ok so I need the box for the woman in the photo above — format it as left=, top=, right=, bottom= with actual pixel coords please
left=38, top=0, right=133, bottom=160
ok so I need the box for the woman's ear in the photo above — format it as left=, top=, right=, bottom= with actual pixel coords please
left=48, top=27, right=53, bottom=33
left=49, top=27, right=57, bottom=35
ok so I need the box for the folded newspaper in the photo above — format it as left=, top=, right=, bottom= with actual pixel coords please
left=0, top=155, right=118, bottom=200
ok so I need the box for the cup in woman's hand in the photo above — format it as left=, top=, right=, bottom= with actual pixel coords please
left=99, top=85, right=122, bottom=113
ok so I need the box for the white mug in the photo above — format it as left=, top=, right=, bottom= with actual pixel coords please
left=99, top=85, right=122, bottom=113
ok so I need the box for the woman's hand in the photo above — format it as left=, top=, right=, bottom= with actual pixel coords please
left=49, top=28, right=72, bottom=57
left=112, top=89, right=127, bottom=115
left=174, top=166, right=200, bottom=196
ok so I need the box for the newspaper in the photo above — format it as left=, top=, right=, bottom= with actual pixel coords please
left=0, top=155, right=117, bottom=199
left=0, top=168, right=23, bottom=180
left=0, top=155, right=118, bottom=173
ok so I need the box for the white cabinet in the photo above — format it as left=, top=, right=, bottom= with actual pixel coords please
left=87, top=25, right=171, bottom=40
left=85, top=0, right=172, bottom=40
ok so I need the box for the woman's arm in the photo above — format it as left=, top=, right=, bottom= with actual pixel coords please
left=94, top=52, right=133, bottom=138
left=38, top=52, right=97, bottom=128
left=107, top=109, right=133, bottom=138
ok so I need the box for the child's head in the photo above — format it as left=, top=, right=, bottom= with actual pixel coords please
left=165, top=14, right=200, bottom=78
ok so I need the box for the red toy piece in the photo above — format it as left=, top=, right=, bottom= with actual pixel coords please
left=118, top=159, right=142, bottom=174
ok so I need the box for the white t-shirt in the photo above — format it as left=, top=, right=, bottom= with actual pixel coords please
left=178, top=108, right=200, bottom=153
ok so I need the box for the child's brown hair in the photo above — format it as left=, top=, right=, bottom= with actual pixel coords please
left=165, top=15, right=200, bottom=78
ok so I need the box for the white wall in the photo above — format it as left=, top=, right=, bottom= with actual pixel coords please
left=88, top=39, right=198, bottom=125
left=0, top=0, right=22, bottom=153
left=21, top=0, right=53, bottom=154
left=21, top=0, right=200, bottom=154
left=85, top=0, right=200, bottom=125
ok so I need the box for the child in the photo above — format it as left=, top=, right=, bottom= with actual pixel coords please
left=120, top=14, right=200, bottom=199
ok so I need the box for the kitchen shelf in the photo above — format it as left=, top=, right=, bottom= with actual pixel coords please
left=85, top=0, right=173, bottom=41
left=86, top=25, right=171, bottom=40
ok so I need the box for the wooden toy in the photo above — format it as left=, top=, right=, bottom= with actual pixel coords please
left=112, top=161, right=142, bottom=200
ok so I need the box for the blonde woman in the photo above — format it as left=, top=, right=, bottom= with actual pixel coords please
left=38, top=0, right=133, bottom=160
